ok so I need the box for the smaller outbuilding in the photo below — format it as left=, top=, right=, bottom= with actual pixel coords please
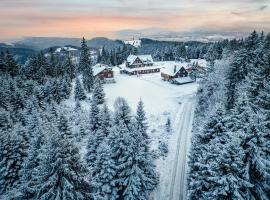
left=93, top=64, right=115, bottom=83
left=160, top=62, right=194, bottom=85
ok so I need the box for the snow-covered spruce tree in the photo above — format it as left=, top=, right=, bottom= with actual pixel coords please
left=230, top=93, right=270, bottom=199
left=28, top=119, right=92, bottom=199
left=100, top=104, right=112, bottom=137
left=79, top=37, right=90, bottom=72
left=86, top=128, right=106, bottom=169
left=188, top=106, right=229, bottom=199
left=86, top=98, right=103, bottom=168
left=0, top=124, right=28, bottom=195
left=0, top=108, right=12, bottom=132
left=225, top=31, right=258, bottom=110
left=80, top=37, right=94, bottom=92
left=62, top=56, right=75, bottom=80
left=135, top=99, right=148, bottom=139
left=130, top=123, right=159, bottom=197
left=59, top=74, right=72, bottom=100
left=4, top=51, right=19, bottom=77
left=257, top=79, right=270, bottom=129
left=57, top=113, right=73, bottom=139
left=82, top=63, right=94, bottom=93
left=92, top=141, right=118, bottom=200
left=107, top=121, right=133, bottom=198
left=158, top=141, right=168, bottom=157
left=197, top=132, right=250, bottom=200
left=93, top=78, right=105, bottom=105
left=113, top=97, right=132, bottom=128
left=165, top=117, right=172, bottom=133
left=0, top=51, right=5, bottom=73
left=90, top=98, right=101, bottom=132
left=75, top=77, right=87, bottom=101
left=107, top=121, right=158, bottom=200
left=19, top=134, right=44, bottom=199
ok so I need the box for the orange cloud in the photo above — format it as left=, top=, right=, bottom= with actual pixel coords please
left=0, top=0, right=269, bottom=40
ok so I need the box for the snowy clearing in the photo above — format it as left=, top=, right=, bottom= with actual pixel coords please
left=103, top=67, right=198, bottom=200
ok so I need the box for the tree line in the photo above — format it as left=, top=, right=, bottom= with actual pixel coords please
left=188, top=31, right=270, bottom=199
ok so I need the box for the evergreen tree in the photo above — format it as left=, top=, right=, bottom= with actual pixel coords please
left=113, top=97, right=132, bottom=128
left=0, top=125, right=28, bottom=195
left=0, top=52, right=6, bottom=73
left=28, top=122, right=92, bottom=199
left=165, top=117, right=172, bottom=133
left=63, top=56, right=75, bottom=80
left=93, top=78, right=105, bottom=105
left=19, top=134, right=43, bottom=199
left=82, top=65, right=94, bottom=93
left=108, top=121, right=159, bottom=199
left=90, top=98, right=101, bottom=132
left=57, top=114, right=73, bottom=139
left=135, top=99, right=148, bottom=139
left=75, top=77, right=86, bottom=101
left=100, top=104, right=112, bottom=137
left=79, top=37, right=94, bottom=92
left=92, top=142, right=118, bottom=200
left=5, top=51, right=18, bottom=77
left=85, top=98, right=103, bottom=167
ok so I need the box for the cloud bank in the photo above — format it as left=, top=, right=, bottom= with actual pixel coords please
left=0, top=0, right=269, bottom=41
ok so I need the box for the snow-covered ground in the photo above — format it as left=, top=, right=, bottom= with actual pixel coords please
left=104, top=67, right=198, bottom=200
left=104, top=67, right=197, bottom=114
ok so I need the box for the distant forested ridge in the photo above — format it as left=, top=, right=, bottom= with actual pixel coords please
left=188, top=31, right=270, bottom=199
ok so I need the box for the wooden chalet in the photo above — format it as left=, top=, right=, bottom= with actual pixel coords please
left=93, top=64, right=115, bottom=83
left=161, top=62, right=194, bottom=85
left=121, top=55, right=160, bottom=75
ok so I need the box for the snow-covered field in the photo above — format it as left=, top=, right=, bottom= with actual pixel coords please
left=104, top=67, right=197, bottom=114
left=104, top=67, right=198, bottom=200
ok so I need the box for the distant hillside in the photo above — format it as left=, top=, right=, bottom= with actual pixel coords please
left=87, top=37, right=123, bottom=49
left=0, top=43, right=37, bottom=64
left=14, top=37, right=123, bottom=50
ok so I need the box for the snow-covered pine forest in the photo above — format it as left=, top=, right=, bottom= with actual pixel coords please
left=187, top=31, right=270, bottom=199
left=0, top=38, right=161, bottom=200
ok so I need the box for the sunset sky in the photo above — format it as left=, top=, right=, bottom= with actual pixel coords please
left=0, top=0, right=269, bottom=41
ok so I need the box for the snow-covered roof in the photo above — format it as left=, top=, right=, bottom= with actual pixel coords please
left=124, top=40, right=141, bottom=48
left=127, top=55, right=154, bottom=65
left=159, top=61, right=192, bottom=76
left=190, top=59, right=207, bottom=68
left=174, top=77, right=194, bottom=84
left=121, top=65, right=160, bottom=73
left=93, top=63, right=111, bottom=76
left=55, top=47, right=78, bottom=53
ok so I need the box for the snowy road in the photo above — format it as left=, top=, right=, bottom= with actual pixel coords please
left=169, top=100, right=194, bottom=200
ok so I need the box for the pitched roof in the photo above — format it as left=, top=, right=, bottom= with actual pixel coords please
left=92, top=63, right=110, bottom=76
left=160, top=61, right=191, bottom=76
left=127, top=55, right=153, bottom=65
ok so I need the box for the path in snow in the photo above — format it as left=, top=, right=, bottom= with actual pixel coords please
left=169, top=99, right=194, bottom=200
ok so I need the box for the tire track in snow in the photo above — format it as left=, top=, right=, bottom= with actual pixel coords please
left=169, top=100, right=194, bottom=200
